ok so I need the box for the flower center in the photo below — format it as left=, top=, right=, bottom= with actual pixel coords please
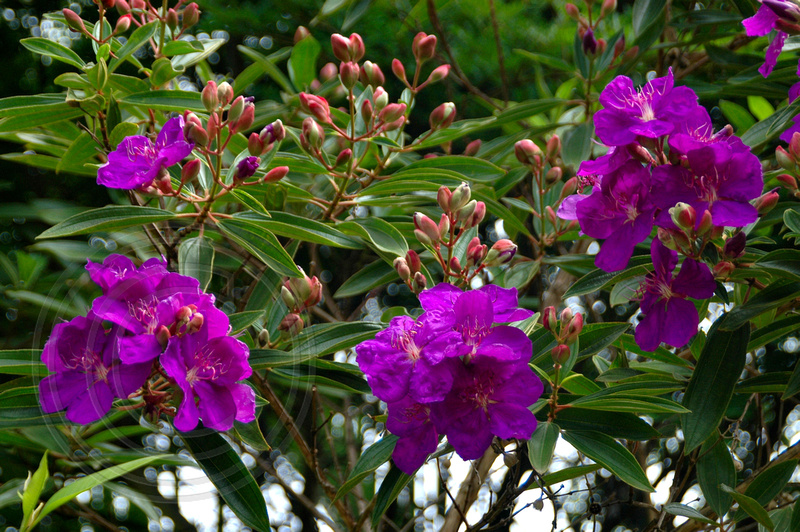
left=187, top=345, right=229, bottom=385
left=128, top=296, right=160, bottom=333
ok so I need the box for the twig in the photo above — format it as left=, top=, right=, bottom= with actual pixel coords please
left=488, top=0, right=509, bottom=105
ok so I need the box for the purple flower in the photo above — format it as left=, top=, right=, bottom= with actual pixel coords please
left=418, top=284, right=534, bottom=323
left=574, top=160, right=656, bottom=272
left=635, top=239, right=716, bottom=352
left=742, top=2, right=800, bottom=77
left=651, top=142, right=763, bottom=229
left=39, top=314, right=151, bottom=424
left=86, top=255, right=168, bottom=294
left=668, top=107, right=749, bottom=157
left=431, top=357, right=541, bottom=460
left=161, top=327, right=255, bottom=432
left=386, top=396, right=439, bottom=474
left=356, top=315, right=460, bottom=403
left=594, top=70, right=700, bottom=146
left=234, top=156, right=260, bottom=180
left=97, top=116, right=194, bottom=190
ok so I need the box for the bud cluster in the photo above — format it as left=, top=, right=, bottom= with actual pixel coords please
left=279, top=270, right=324, bottom=336
left=542, top=306, right=584, bottom=366
left=393, top=250, right=427, bottom=294
left=776, top=132, right=800, bottom=198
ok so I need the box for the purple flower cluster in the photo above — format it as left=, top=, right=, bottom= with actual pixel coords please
left=97, top=116, right=194, bottom=190
left=558, top=70, right=761, bottom=351
left=742, top=1, right=800, bottom=78
left=356, top=284, right=542, bottom=474
left=39, top=255, right=255, bottom=431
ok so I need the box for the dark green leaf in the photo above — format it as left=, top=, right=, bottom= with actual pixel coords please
left=109, top=21, right=158, bottom=72
left=335, top=435, right=398, bottom=501
left=722, top=485, right=774, bottom=529
left=0, top=350, right=47, bottom=376
left=179, top=236, right=215, bottom=291
left=564, top=257, right=651, bottom=297
left=633, top=0, right=666, bottom=36
left=288, top=35, right=321, bottom=89
left=21, top=37, right=85, bottom=69
left=682, top=320, right=750, bottom=451
left=57, top=131, right=98, bottom=175
left=119, top=90, right=205, bottom=113
left=335, top=260, right=396, bottom=298
left=181, top=430, right=271, bottom=532
left=540, top=464, right=602, bottom=487
left=696, top=435, right=736, bottom=517
left=218, top=218, right=302, bottom=277
left=561, top=121, right=594, bottom=169
left=399, top=156, right=505, bottom=183
left=37, top=205, right=176, bottom=240
left=755, top=249, right=800, bottom=282
left=234, top=212, right=362, bottom=249
left=371, top=465, right=412, bottom=526
left=663, top=503, right=717, bottom=526
left=339, top=218, right=408, bottom=256
left=720, top=281, right=800, bottom=331
left=734, top=460, right=798, bottom=522
left=562, top=430, right=654, bottom=492
left=0, top=104, right=84, bottom=134
left=527, top=422, right=560, bottom=473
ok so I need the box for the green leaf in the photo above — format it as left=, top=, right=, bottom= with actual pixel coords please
left=399, top=156, right=505, bottom=183
left=339, top=218, right=408, bottom=257
left=161, top=40, right=205, bottom=56
left=502, top=261, right=540, bottom=290
left=734, top=460, right=798, bottom=522
left=22, top=451, right=48, bottom=530
left=577, top=323, right=630, bottom=360
left=21, top=38, right=85, bottom=69
left=682, top=319, right=750, bottom=452
left=229, top=190, right=271, bottom=217
left=334, top=259, right=396, bottom=298
left=217, top=218, right=302, bottom=277
left=238, top=45, right=295, bottom=94
left=229, top=311, right=265, bottom=334
left=564, top=257, right=651, bottom=298
left=335, top=435, right=398, bottom=501
left=371, top=465, right=412, bottom=527
left=562, top=430, right=654, bottom=492
left=749, top=316, right=800, bottom=352
left=179, top=236, right=215, bottom=291
left=663, top=503, right=717, bottom=526
left=0, top=479, right=26, bottom=510
left=720, top=281, right=800, bottom=331
left=722, top=485, right=774, bottom=529
left=528, top=422, right=560, bottom=473
left=272, top=359, right=370, bottom=393
left=119, top=90, right=205, bottom=113
left=171, top=38, right=226, bottom=70
left=553, top=408, right=660, bottom=440
left=234, top=212, right=362, bottom=249
left=181, top=430, right=270, bottom=531
left=0, top=350, right=47, bottom=376
left=0, top=94, right=65, bottom=116
left=748, top=96, right=775, bottom=121
left=109, top=21, right=158, bottom=72
left=696, top=436, right=736, bottom=518
left=288, top=35, right=321, bottom=89
left=570, top=394, right=688, bottom=414
left=719, top=99, right=756, bottom=133
left=754, top=249, right=800, bottom=282
left=561, top=121, right=594, bottom=169
left=289, top=321, right=382, bottom=361
left=0, top=104, right=84, bottom=134
left=33, top=454, right=168, bottom=528
left=56, top=131, right=98, bottom=174
left=540, top=464, right=602, bottom=487
left=633, top=0, right=666, bottom=36
left=37, top=205, right=176, bottom=240
left=150, top=57, right=184, bottom=86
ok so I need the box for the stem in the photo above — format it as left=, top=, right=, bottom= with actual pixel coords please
left=157, top=0, right=169, bottom=57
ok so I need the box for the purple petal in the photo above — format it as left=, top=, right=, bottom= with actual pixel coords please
left=672, top=259, right=715, bottom=300
left=477, top=326, right=532, bottom=362
left=195, top=381, right=237, bottom=431
left=557, top=194, right=586, bottom=221
left=487, top=402, right=538, bottom=440
left=66, top=381, right=114, bottom=424
left=650, top=239, right=678, bottom=278
left=454, top=290, right=494, bottom=334
left=594, top=214, right=653, bottom=272
left=39, top=371, right=89, bottom=413
left=173, top=380, right=199, bottom=432
left=418, top=283, right=462, bottom=313
left=760, top=30, right=787, bottom=77
left=408, top=358, right=456, bottom=403
left=443, top=409, right=494, bottom=461
left=780, top=115, right=800, bottom=143
left=478, top=285, right=533, bottom=322
left=743, top=5, right=779, bottom=37
left=710, top=200, right=758, bottom=227
left=232, top=383, right=256, bottom=423
left=118, top=334, right=163, bottom=364
left=635, top=300, right=667, bottom=352
left=108, top=361, right=152, bottom=398
left=661, top=298, right=700, bottom=349
left=392, top=429, right=438, bottom=474
left=594, top=110, right=640, bottom=146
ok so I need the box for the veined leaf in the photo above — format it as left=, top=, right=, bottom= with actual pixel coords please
left=562, top=430, right=654, bottom=492
left=335, top=435, right=398, bottom=501
left=37, top=205, right=176, bottom=239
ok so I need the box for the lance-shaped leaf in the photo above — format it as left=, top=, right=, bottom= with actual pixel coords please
left=335, top=435, right=398, bottom=501
left=562, top=430, right=654, bottom=492
left=696, top=435, right=736, bottom=518
left=37, top=205, right=176, bottom=240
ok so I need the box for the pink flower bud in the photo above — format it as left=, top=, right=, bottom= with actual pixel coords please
left=776, top=146, right=796, bottom=171
left=485, top=239, right=517, bottom=267
left=438, top=213, right=451, bottom=239
left=551, top=344, right=571, bottom=366
left=378, top=102, right=407, bottom=123
left=155, top=173, right=173, bottom=195
left=63, top=9, right=88, bottom=34
left=546, top=135, right=561, bottom=160
left=114, top=14, right=131, bottom=34
left=466, top=238, right=487, bottom=266
left=464, top=139, right=481, bottom=156
left=187, top=312, right=204, bottom=333
left=279, top=313, right=304, bottom=335
left=777, top=173, right=798, bottom=191
left=319, top=63, right=337, bottom=82
left=437, top=185, right=452, bottom=212
left=425, top=64, right=450, bottom=85
left=302, top=117, right=325, bottom=150
left=248, top=132, right=265, bottom=156
left=449, top=182, right=471, bottom=211
left=360, top=61, right=385, bottom=88
left=560, top=307, right=574, bottom=325
left=723, top=231, right=746, bottom=259
left=412, top=32, right=437, bottom=62
left=696, top=209, right=714, bottom=236
left=412, top=271, right=427, bottom=293
left=560, top=177, right=579, bottom=199
left=613, top=35, right=626, bottom=59
left=564, top=312, right=583, bottom=344
left=201, top=81, right=219, bottom=112
left=263, top=166, right=289, bottom=183
left=101, top=0, right=116, bottom=9
left=394, top=257, right=411, bottom=281
left=429, top=102, right=456, bottom=130
left=184, top=122, right=208, bottom=147
left=331, top=33, right=350, bottom=61
left=545, top=167, right=563, bottom=184
left=217, top=82, right=234, bottom=107
left=565, top=3, right=580, bottom=20
left=515, top=139, right=542, bottom=166
left=373, top=87, right=389, bottom=110
left=206, top=112, right=220, bottom=139
left=382, top=117, right=406, bottom=132
left=299, top=92, right=331, bottom=123
left=339, top=61, right=359, bottom=90
left=405, top=250, right=422, bottom=274
left=713, top=261, right=735, bottom=279
left=413, top=212, right=441, bottom=244
left=231, top=101, right=255, bottom=133
left=233, top=156, right=260, bottom=181
left=449, top=256, right=462, bottom=272
left=181, top=159, right=201, bottom=183
left=601, top=0, right=617, bottom=17
left=348, top=33, right=365, bottom=62
left=227, top=96, right=245, bottom=123
left=182, top=3, right=200, bottom=28
left=156, top=325, right=171, bottom=348
left=116, top=0, right=131, bottom=15
left=542, top=306, right=557, bottom=333
left=467, top=201, right=486, bottom=228
left=391, top=58, right=408, bottom=84
left=669, top=202, right=696, bottom=232
left=166, top=8, right=179, bottom=30
left=294, top=26, right=310, bottom=44
left=335, top=148, right=352, bottom=168
left=754, top=189, right=780, bottom=215
left=361, top=99, right=373, bottom=122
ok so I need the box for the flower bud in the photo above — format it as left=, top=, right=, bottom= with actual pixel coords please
left=713, top=261, right=735, bottom=278
left=183, top=121, right=208, bottom=147
left=391, top=58, right=408, bottom=84
left=546, top=135, right=561, bottom=160
left=564, top=312, right=583, bottom=344
left=545, top=205, right=558, bottom=226
left=234, top=156, right=260, bottom=181
left=217, top=82, right=234, bottom=107
left=263, top=166, right=289, bottom=183
left=155, top=173, right=173, bottom=194
left=248, top=132, right=265, bottom=156
left=261, top=119, right=285, bottom=145
left=335, top=148, right=352, bottom=168
left=467, top=201, right=486, bottom=227
left=466, top=238, right=487, bottom=266
left=412, top=32, right=437, bottom=62
left=723, top=231, right=746, bottom=259
left=449, top=256, right=462, bottom=272
left=394, top=257, right=411, bottom=281
left=669, top=202, right=696, bottom=232
left=339, top=61, right=360, bottom=90
left=775, top=18, right=800, bottom=35
left=790, top=131, right=800, bottom=157
left=545, top=167, right=563, bottom=184
left=187, top=312, right=204, bottom=333
left=582, top=28, right=598, bottom=55
left=181, top=158, right=201, bottom=183
left=456, top=200, right=477, bottom=225
left=657, top=227, right=678, bottom=251
left=116, top=0, right=131, bottom=15
left=294, top=26, right=310, bottom=44
left=101, top=0, right=116, bottom=9
left=438, top=213, right=451, bottom=239
left=412, top=271, right=427, bottom=293
left=166, top=8, right=179, bottom=30
left=279, top=312, right=304, bottom=335
left=551, top=344, right=571, bottom=366
left=449, top=182, right=471, bottom=211
left=515, top=139, right=542, bottom=166
left=114, top=14, right=131, bottom=34
left=202, top=80, right=219, bottom=112
left=413, top=212, right=441, bottom=244
left=696, top=209, right=714, bottom=236
left=382, top=117, right=406, bottom=132
left=156, top=325, right=171, bottom=348
left=360, top=61, right=385, bottom=88
left=542, top=306, right=557, bottom=333
left=754, top=189, right=780, bottom=215
left=429, top=102, right=455, bottom=130
left=63, top=9, right=88, bottom=34
left=600, top=0, right=617, bottom=18
left=182, top=2, right=200, bottom=28
left=485, top=239, right=517, bottom=267
left=777, top=173, right=799, bottom=192
left=464, top=139, right=481, bottom=156
left=560, top=307, right=574, bottom=325
left=231, top=101, right=255, bottom=133
left=206, top=112, right=220, bottom=139
left=348, top=33, right=365, bottom=62
left=613, top=34, right=626, bottom=59
left=299, top=92, right=331, bottom=123
left=227, top=96, right=245, bottom=123
left=405, top=250, right=422, bottom=274
left=302, top=117, right=325, bottom=150
left=425, top=64, right=450, bottom=85
left=378, top=103, right=407, bottom=124
left=258, top=328, right=270, bottom=347
left=776, top=146, right=796, bottom=171
left=373, top=87, right=389, bottom=111
left=437, top=185, right=453, bottom=212
left=565, top=3, right=580, bottom=20
left=361, top=99, right=373, bottom=123
left=560, top=176, right=579, bottom=199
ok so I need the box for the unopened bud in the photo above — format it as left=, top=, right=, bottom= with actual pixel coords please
left=234, top=156, right=260, bottom=181
left=412, top=271, right=427, bottom=293
left=723, top=231, right=747, bottom=259
left=624, top=46, right=640, bottom=61
left=776, top=146, right=796, bottom=171
left=182, top=2, right=200, bottom=28
left=790, top=131, right=800, bottom=156
left=414, top=212, right=441, bottom=244
left=565, top=3, right=580, bottom=20
left=361, top=99, right=373, bottom=122
left=425, top=64, right=450, bottom=85
left=713, top=261, right=735, bottom=278
left=437, top=186, right=453, bottom=212
left=231, top=102, right=255, bottom=133
left=777, top=173, right=799, bottom=192
left=485, top=239, right=517, bottom=266
left=279, top=313, right=304, bottom=335
left=187, top=312, right=204, bottom=333
left=116, top=0, right=131, bottom=15
left=132, top=0, right=144, bottom=9
left=360, top=61, right=385, bottom=88
left=114, top=14, right=131, bottom=34
left=697, top=210, right=714, bottom=236
left=464, top=139, right=481, bottom=156
left=217, top=82, right=234, bottom=107
left=184, top=122, right=208, bottom=147
left=560, top=307, right=574, bottom=325
left=546, top=135, right=561, bottom=160
left=412, top=32, right=437, bottom=62
left=551, top=344, right=571, bottom=365
left=456, top=200, right=477, bottom=225
left=166, top=8, right=179, bottom=30
left=201, top=80, right=219, bottom=112
left=248, top=132, right=265, bottom=156
left=545, top=205, right=557, bottom=226
left=394, top=257, right=411, bottom=281
left=545, top=167, right=563, bottom=184
left=257, top=329, right=270, bottom=347
left=775, top=18, right=800, bottom=35
left=263, top=166, right=289, bottom=183
left=373, top=87, right=389, bottom=111
left=302, top=117, right=325, bottom=150
left=627, top=142, right=655, bottom=165
left=339, top=61, right=359, bottom=90
left=542, top=306, right=557, bottom=333
left=670, top=202, right=696, bottom=232
left=600, top=0, right=617, bottom=17
left=515, top=139, right=542, bottom=166
left=379, top=103, right=407, bottom=123
left=429, top=102, right=455, bottom=130
left=405, top=250, right=422, bottom=274
left=181, top=158, right=201, bottom=183
left=560, top=176, right=578, bottom=199
left=449, top=256, right=462, bottom=272
left=467, top=239, right=487, bottom=266
left=449, top=182, right=471, bottom=211
left=468, top=201, right=486, bottom=227
left=228, top=96, right=245, bottom=123
left=613, top=34, right=626, bottom=59
left=438, top=213, right=451, bottom=239
left=335, top=149, right=352, bottom=168
left=101, top=0, right=116, bottom=9
left=63, top=9, right=88, bottom=34
left=156, top=325, right=171, bottom=348
left=176, top=305, right=195, bottom=323
left=299, top=92, right=331, bottom=123
left=294, top=26, right=310, bottom=44
left=564, top=312, right=583, bottom=344
left=331, top=33, right=350, bottom=62
left=582, top=28, right=598, bottom=55
left=348, top=33, right=365, bottom=62
left=754, top=189, right=780, bottom=215
left=206, top=112, right=220, bottom=139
